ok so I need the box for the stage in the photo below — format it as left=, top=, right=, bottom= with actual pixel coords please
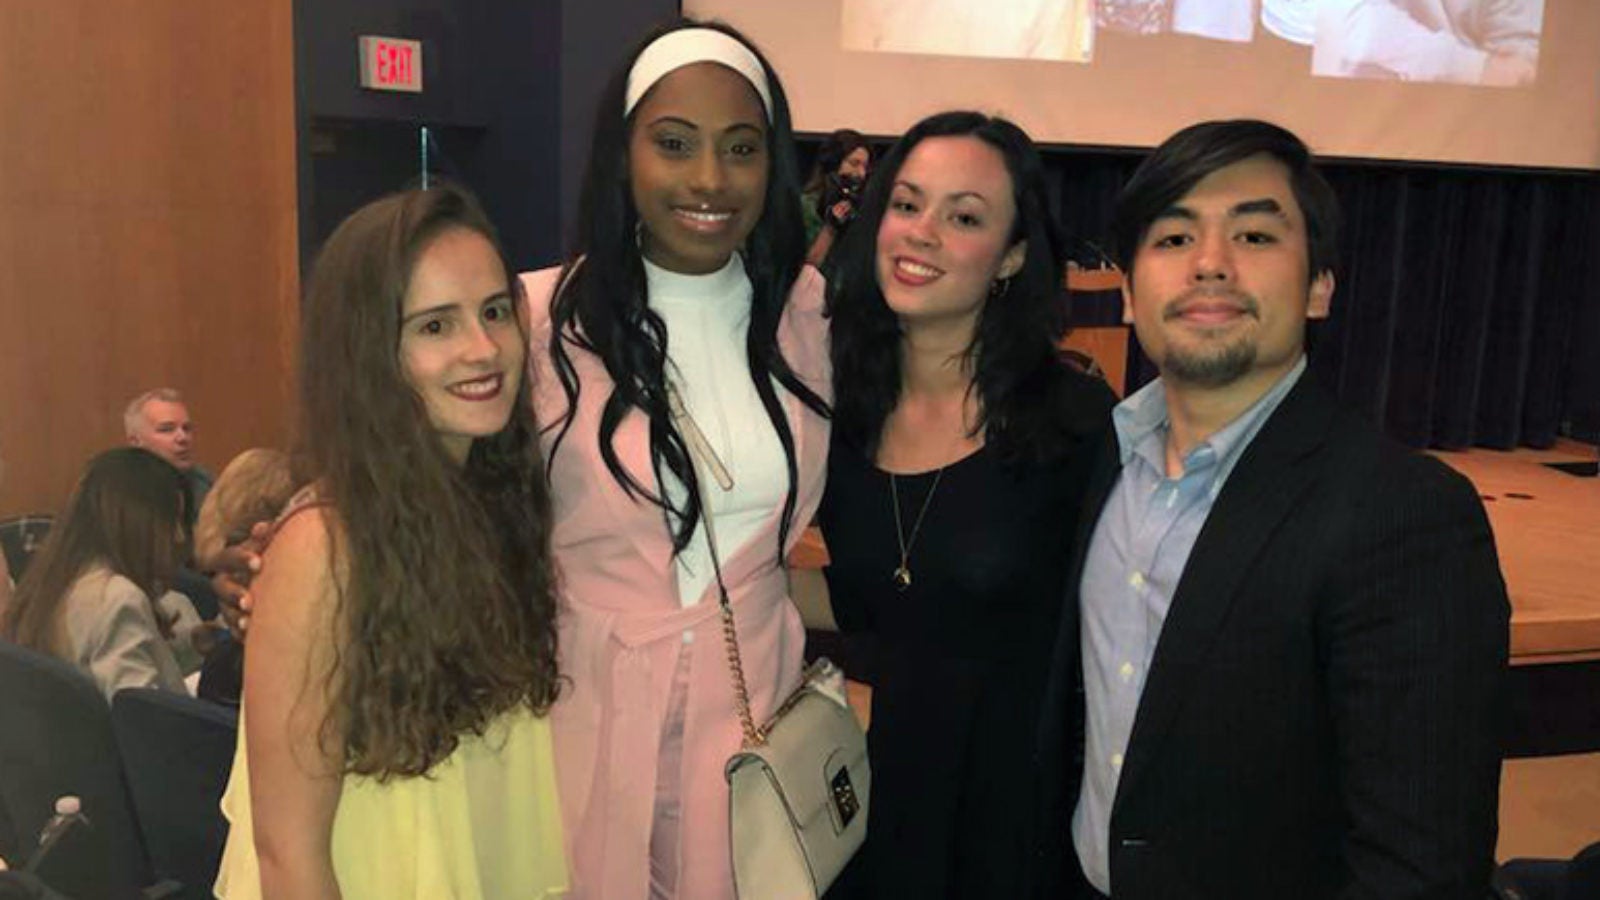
left=1432, top=440, right=1600, bottom=665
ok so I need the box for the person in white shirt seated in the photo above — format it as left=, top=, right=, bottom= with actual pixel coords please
left=2, top=447, right=215, bottom=700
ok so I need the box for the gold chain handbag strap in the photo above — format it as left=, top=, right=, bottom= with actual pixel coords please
left=665, top=382, right=767, bottom=748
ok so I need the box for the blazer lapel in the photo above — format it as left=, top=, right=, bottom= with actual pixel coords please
left=1114, top=379, right=1338, bottom=802
left=559, top=332, right=677, bottom=579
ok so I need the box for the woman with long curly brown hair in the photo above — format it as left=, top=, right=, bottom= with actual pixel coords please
left=212, top=185, right=567, bottom=899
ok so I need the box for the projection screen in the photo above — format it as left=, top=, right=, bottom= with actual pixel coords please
left=683, top=0, right=1600, bottom=170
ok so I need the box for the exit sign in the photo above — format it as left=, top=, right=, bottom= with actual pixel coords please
left=359, top=36, right=423, bottom=93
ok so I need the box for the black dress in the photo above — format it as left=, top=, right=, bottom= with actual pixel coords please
left=819, top=367, right=1112, bottom=898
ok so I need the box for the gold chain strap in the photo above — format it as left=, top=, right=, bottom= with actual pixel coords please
left=667, top=382, right=767, bottom=748
left=720, top=597, right=766, bottom=747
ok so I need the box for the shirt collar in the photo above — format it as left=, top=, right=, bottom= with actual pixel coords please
left=1112, top=357, right=1308, bottom=491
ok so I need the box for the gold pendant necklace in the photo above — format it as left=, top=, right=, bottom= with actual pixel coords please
left=890, top=467, right=946, bottom=591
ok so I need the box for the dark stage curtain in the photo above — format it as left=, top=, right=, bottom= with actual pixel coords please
left=1045, top=150, right=1600, bottom=450
left=801, top=135, right=1600, bottom=449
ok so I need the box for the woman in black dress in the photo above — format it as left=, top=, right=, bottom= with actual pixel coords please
left=793, top=111, right=1113, bottom=897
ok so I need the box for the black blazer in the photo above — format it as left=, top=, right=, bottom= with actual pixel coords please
left=1032, top=376, right=1510, bottom=900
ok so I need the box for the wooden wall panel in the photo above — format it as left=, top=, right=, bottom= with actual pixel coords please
left=0, top=1, right=299, bottom=515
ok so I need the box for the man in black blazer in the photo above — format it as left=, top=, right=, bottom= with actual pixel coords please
left=1034, top=120, right=1509, bottom=899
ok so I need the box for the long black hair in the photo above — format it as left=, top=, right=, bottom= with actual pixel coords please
left=547, top=18, right=828, bottom=555
left=830, top=110, right=1100, bottom=462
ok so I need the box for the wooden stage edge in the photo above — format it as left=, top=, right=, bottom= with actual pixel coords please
left=1430, top=440, right=1600, bottom=666
left=795, top=440, right=1600, bottom=668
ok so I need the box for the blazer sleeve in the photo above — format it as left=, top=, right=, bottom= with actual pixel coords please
left=1324, top=452, right=1509, bottom=898
left=80, top=577, right=191, bottom=701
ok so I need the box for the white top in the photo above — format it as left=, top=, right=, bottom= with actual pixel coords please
left=645, top=254, right=787, bottom=629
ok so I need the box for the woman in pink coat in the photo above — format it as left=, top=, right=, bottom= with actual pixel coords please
left=520, top=20, right=831, bottom=900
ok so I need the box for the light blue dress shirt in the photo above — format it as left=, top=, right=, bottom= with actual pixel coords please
left=1071, top=357, right=1307, bottom=894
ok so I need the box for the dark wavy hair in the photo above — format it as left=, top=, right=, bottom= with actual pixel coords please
left=830, top=110, right=1092, bottom=460
left=804, top=128, right=871, bottom=195
left=1111, top=119, right=1340, bottom=281
left=548, top=18, right=828, bottom=555
left=298, top=184, right=559, bottom=780
left=5, top=448, right=190, bottom=656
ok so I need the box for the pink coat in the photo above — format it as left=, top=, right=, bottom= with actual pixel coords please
left=519, top=265, right=831, bottom=899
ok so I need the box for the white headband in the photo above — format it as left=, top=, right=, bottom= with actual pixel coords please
left=624, top=28, right=773, bottom=121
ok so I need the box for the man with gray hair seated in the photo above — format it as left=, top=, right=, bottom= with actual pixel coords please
left=124, top=387, right=213, bottom=517
left=125, top=388, right=225, bottom=625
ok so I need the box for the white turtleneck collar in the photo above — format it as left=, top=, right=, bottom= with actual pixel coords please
left=643, top=252, right=751, bottom=314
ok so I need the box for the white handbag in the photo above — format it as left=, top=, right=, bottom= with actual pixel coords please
left=668, top=384, right=870, bottom=900
left=723, top=656, right=870, bottom=900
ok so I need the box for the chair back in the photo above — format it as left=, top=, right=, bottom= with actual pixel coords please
left=0, top=516, right=52, bottom=582
left=0, top=640, right=153, bottom=899
left=110, top=688, right=238, bottom=899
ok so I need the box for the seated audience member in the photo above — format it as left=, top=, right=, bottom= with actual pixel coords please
left=193, top=448, right=295, bottom=570
left=1034, top=119, right=1509, bottom=899
left=125, top=387, right=213, bottom=518
left=803, top=128, right=873, bottom=266
left=2, top=447, right=211, bottom=700
left=0, top=530, right=9, bottom=615
left=126, top=388, right=231, bottom=621
left=212, top=185, right=566, bottom=898
left=191, top=447, right=297, bottom=704
left=0, top=450, right=11, bottom=615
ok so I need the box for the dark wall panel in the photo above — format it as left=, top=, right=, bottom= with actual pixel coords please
left=557, top=0, right=680, bottom=257
left=295, top=0, right=562, bottom=269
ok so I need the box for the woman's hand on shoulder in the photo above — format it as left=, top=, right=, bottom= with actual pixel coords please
left=209, top=520, right=272, bottom=639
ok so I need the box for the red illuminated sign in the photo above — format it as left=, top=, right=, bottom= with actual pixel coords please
left=359, top=36, right=423, bottom=93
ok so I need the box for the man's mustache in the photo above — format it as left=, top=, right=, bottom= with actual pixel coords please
left=1162, top=288, right=1260, bottom=321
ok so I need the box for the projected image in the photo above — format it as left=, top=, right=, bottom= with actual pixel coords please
left=1312, top=0, right=1543, bottom=87
left=845, top=0, right=1543, bottom=87
left=1099, top=0, right=1263, bottom=42
left=1096, top=0, right=1544, bottom=86
left=1095, top=0, right=1329, bottom=45
left=840, top=0, right=1094, bottom=63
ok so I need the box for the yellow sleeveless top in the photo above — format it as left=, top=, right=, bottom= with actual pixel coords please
left=214, top=705, right=568, bottom=899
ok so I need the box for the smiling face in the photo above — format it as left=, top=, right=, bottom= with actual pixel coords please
left=874, top=135, right=1025, bottom=331
left=397, top=227, right=525, bottom=464
left=628, top=62, right=769, bottom=275
left=1123, top=153, right=1333, bottom=393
